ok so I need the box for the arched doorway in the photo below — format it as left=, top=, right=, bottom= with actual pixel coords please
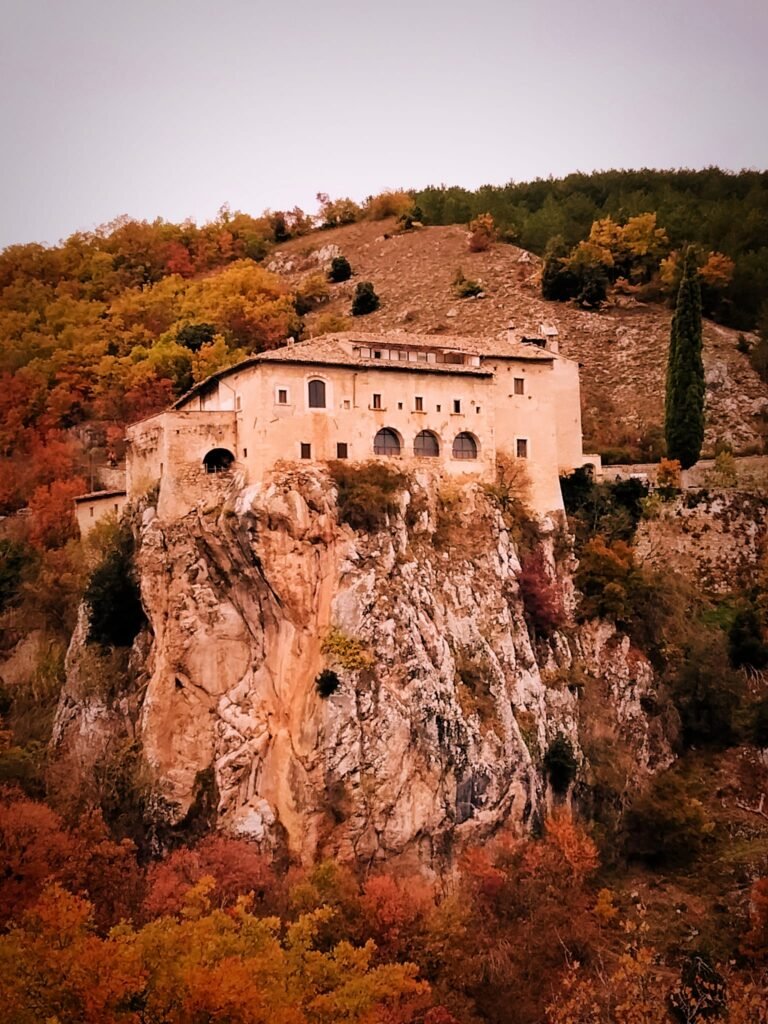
left=203, top=448, right=235, bottom=474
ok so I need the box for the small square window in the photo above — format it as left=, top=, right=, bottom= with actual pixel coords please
left=300, top=443, right=311, bottom=459
left=514, top=378, right=525, bottom=395
left=374, top=350, right=382, bottom=359
left=415, top=396, right=424, bottom=411
left=399, top=350, right=408, bottom=361
left=372, top=393, right=382, bottom=410
left=336, top=443, right=348, bottom=459
left=516, top=438, right=528, bottom=459
left=343, top=399, right=351, bottom=409
left=277, top=388, right=288, bottom=405
left=453, top=399, right=461, bottom=414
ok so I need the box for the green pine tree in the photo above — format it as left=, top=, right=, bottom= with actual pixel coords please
left=665, top=247, right=704, bottom=469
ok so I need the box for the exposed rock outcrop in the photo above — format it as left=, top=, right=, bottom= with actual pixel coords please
left=54, top=470, right=671, bottom=869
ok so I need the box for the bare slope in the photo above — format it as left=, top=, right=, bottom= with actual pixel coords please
left=271, top=221, right=767, bottom=454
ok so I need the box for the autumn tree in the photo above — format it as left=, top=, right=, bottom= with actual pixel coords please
left=665, top=246, right=705, bottom=469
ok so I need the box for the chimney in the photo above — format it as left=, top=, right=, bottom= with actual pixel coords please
left=539, top=323, right=559, bottom=353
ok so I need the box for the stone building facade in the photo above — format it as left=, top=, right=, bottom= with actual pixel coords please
left=122, top=330, right=597, bottom=519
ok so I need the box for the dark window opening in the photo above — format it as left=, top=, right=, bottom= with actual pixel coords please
left=243, top=448, right=248, bottom=457
left=373, top=428, right=401, bottom=456
left=277, top=388, right=288, bottom=404
left=308, top=379, right=326, bottom=408
left=516, top=438, right=529, bottom=458
left=453, top=399, right=461, bottom=414
left=436, top=404, right=441, bottom=412
left=452, top=433, right=478, bottom=460
left=414, top=430, right=440, bottom=457
left=374, top=350, right=382, bottom=359
left=301, top=443, right=312, bottom=459
left=203, top=448, right=235, bottom=473
left=415, top=396, right=424, bottom=411
left=336, top=442, right=349, bottom=459
left=398, top=401, right=403, bottom=409
left=514, top=378, right=525, bottom=395
left=372, top=393, right=382, bottom=409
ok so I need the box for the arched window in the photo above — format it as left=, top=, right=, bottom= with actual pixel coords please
left=203, top=448, right=235, bottom=474
left=373, top=428, right=401, bottom=456
left=308, top=379, right=326, bottom=408
left=452, top=432, right=478, bottom=460
left=414, top=430, right=440, bottom=457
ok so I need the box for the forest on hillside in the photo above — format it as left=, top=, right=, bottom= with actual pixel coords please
left=412, top=169, right=768, bottom=330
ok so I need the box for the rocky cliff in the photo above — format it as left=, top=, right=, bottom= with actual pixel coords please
left=54, top=470, right=672, bottom=869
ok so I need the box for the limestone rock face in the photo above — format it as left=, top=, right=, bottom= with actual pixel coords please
left=55, top=470, right=670, bottom=868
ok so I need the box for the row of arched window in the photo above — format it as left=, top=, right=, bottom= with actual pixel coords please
left=373, top=428, right=478, bottom=460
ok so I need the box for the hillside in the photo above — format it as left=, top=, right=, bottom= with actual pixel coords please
left=270, top=219, right=768, bottom=456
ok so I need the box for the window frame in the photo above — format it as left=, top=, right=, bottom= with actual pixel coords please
left=451, top=432, right=478, bottom=460
left=307, top=378, right=327, bottom=409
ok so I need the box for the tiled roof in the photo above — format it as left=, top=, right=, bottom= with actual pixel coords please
left=173, top=331, right=554, bottom=409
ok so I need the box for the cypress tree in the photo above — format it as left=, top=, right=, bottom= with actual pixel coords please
left=665, top=247, right=704, bottom=469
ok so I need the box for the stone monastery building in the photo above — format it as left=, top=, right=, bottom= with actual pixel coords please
left=130, top=329, right=597, bottom=513
left=79, top=329, right=598, bottom=528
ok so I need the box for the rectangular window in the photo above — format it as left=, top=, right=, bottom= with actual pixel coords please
left=374, top=350, right=382, bottom=359
left=514, top=377, right=525, bottom=395
left=243, top=448, right=248, bottom=457
left=436, top=404, right=441, bottom=412
left=398, top=401, right=403, bottom=410
left=300, top=443, right=311, bottom=459
left=399, top=350, right=408, bottom=361
left=476, top=406, right=481, bottom=413
left=90, top=507, right=94, bottom=518
left=415, top=396, right=424, bottom=411
left=372, top=393, right=382, bottom=410
left=453, top=399, right=461, bottom=414
left=343, top=399, right=351, bottom=409
left=516, top=438, right=529, bottom=458
left=277, top=388, right=288, bottom=405
left=336, top=443, right=348, bottom=459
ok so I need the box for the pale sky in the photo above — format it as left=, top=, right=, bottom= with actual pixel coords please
left=1, top=0, right=766, bottom=248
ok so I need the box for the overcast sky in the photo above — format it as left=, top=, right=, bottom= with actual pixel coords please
left=1, top=0, right=766, bottom=248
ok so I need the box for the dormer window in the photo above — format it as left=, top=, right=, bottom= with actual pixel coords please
left=308, top=379, right=326, bottom=408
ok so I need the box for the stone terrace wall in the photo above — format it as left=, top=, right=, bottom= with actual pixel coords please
left=604, top=455, right=768, bottom=491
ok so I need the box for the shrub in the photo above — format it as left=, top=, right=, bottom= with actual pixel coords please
left=328, top=460, right=406, bottom=533
left=312, top=312, right=352, bottom=337
left=455, top=652, right=498, bottom=732
left=176, top=322, right=216, bottom=352
left=729, top=605, right=768, bottom=670
left=328, top=255, right=352, bottom=283
left=0, top=538, right=29, bottom=611
left=657, top=457, right=682, bottom=489
left=750, top=698, right=768, bottom=747
left=365, top=190, right=414, bottom=221
left=452, top=267, right=483, bottom=298
left=321, top=629, right=373, bottom=672
left=737, top=333, right=750, bottom=354
left=518, top=551, right=565, bottom=635
left=351, top=281, right=380, bottom=316
left=670, top=635, right=744, bottom=747
left=544, top=734, right=578, bottom=793
left=315, top=669, right=340, bottom=697
left=541, top=254, right=580, bottom=301
left=293, top=272, right=329, bottom=315
left=84, top=526, right=146, bottom=648
left=624, top=772, right=713, bottom=866
left=467, top=213, right=496, bottom=252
